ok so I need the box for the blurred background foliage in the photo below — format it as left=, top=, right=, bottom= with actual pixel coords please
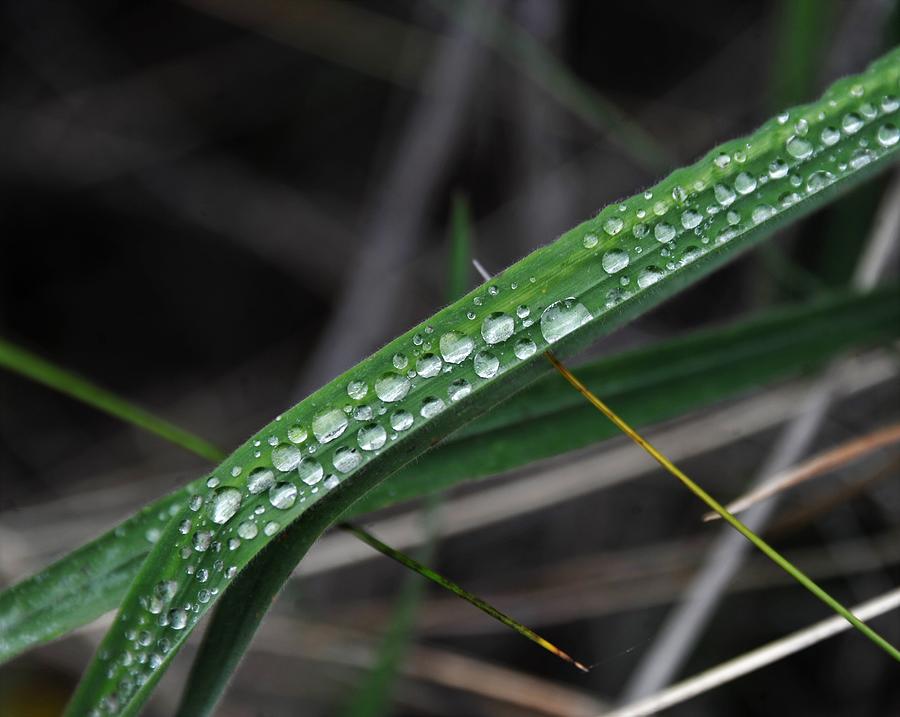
left=0, top=1, right=898, bottom=715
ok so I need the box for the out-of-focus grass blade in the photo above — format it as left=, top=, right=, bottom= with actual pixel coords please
left=1, top=285, right=898, bottom=664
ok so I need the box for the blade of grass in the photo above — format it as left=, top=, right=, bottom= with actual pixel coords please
left=1, top=284, right=898, bottom=663
left=6, top=48, right=893, bottom=716
left=706, top=422, right=900, bottom=520
left=545, top=352, right=900, bottom=660
left=0, top=287, right=900, bottom=660
left=606, top=587, right=900, bottom=717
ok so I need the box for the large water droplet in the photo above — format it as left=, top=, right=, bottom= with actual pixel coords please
left=473, top=350, right=499, bottom=378
left=734, top=172, right=757, bottom=195
left=820, top=126, right=840, bottom=146
left=540, top=298, right=591, bottom=344
left=312, top=408, right=349, bottom=442
left=841, top=113, right=863, bottom=134
left=602, top=249, right=629, bottom=274
left=481, top=313, right=514, bottom=344
left=271, top=443, right=301, bottom=472
left=298, top=457, right=324, bottom=485
left=358, top=423, right=387, bottom=451
left=603, top=217, right=624, bottom=236
left=439, top=331, right=474, bottom=364
left=210, top=488, right=242, bottom=525
left=268, top=482, right=297, bottom=510
left=637, top=266, right=663, bottom=289
left=416, top=353, right=442, bottom=378
left=448, top=379, right=471, bottom=401
left=877, top=123, right=899, bottom=147
left=247, top=468, right=275, bottom=495
left=374, top=373, right=411, bottom=403
left=333, top=446, right=361, bottom=472
left=390, top=410, right=414, bottom=431
left=680, top=210, right=702, bottom=230
left=420, top=397, right=445, bottom=418
left=786, top=135, right=813, bottom=159
left=714, top=183, right=736, bottom=206
left=654, top=223, right=675, bottom=243
left=168, top=608, right=188, bottom=630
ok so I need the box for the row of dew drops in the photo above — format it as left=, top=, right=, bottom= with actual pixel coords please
left=583, top=88, right=898, bottom=309
left=95, top=83, right=898, bottom=715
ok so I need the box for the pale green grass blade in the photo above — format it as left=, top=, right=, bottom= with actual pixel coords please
left=16, top=48, right=899, bottom=715
left=1, top=284, right=897, bottom=665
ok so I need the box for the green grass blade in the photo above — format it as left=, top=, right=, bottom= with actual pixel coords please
left=1, top=284, right=898, bottom=665
left=20, top=49, right=900, bottom=714
left=0, top=339, right=224, bottom=463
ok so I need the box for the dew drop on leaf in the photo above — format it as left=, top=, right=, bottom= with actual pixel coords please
left=312, top=407, right=350, bottom=441
left=298, top=457, right=324, bottom=485
left=601, top=249, right=629, bottom=274
left=448, top=378, right=471, bottom=401
left=268, top=482, right=297, bottom=510
left=237, top=521, right=258, bottom=540
left=420, top=396, right=445, bottom=418
left=416, top=353, right=442, bottom=378
left=358, top=423, right=387, bottom=451
left=333, top=446, right=361, bottom=472
left=473, top=350, right=499, bottom=378
left=271, top=443, right=302, bottom=471
left=481, top=313, right=515, bottom=344
left=514, top=337, right=537, bottom=359
left=390, top=410, right=414, bottom=431
left=210, top=488, right=242, bottom=525
left=247, top=467, right=275, bottom=495
left=637, top=266, right=663, bottom=289
left=439, top=331, right=474, bottom=364
left=540, top=298, right=591, bottom=344
left=374, top=372, right=411, bottom=402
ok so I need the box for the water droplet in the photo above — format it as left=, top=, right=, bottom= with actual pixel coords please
left=247, top=468, right=275, bottom=495
left=540, top=298, right=591, bottom=344
left=849, top=148, right=874, bottom=169
left=860, top=102, right=877, bottom=120
left=680, top=210, right=702, bottom=230
left=734, top=172, right=757, bottom=195
left=777, top=111, right=790, bottom=124
left=347, top=380, right=368, bottom=400
left=654, top=223, right=675, bottom=243
left=473, top=350, right=499, bottom=378
left=207, top=476, right=220, bottom=488
left=680, top=246, right=702, bottom=265
left=439, top=331, right=474, bottom=364
left=228, top=538, right=240, bottom=551
left=672, top=185, right=688, bottom=203
left=263, top=521, right=279, bottom=536
left=353, top=404, right=373, bottom=421
left=786, top=135, right=813, bottom=159
left=448, top=379, right=471, bottom=401
left=481, top=313, right=515, bottom=344
left=632, top=223, right=648, bottom=238
left=416, top=353, right=442, bottom=378
left=192, top=531, right=212, bottom=552
left=333, top=446, right=361, bottom=472
left=268, top=482, right=297, bottom=510
left=420, top=397, right=445, bottom=418
left=794, top=118, right=809, bottom=136
left=751, top=204, right=775, bottom=224
left=881, top=95, right=898, bottom=113
left=271, top=443, right=301, bottom=472
left=850, top=84, right=864, bottom=98
left=514, top=337, right=537, bottom=359
left=168, top=608, right=188, bottom=630
left=237, top=521, right=258, bottom=540
left=603, top=217, right=624, bottom=236
left=516, top=304, right=530, bottom=319
left=210, top=488, right=242, bottom=525
left=820, top=126, right=840, bottom=146
left=601, top=248, right=629, bottom=274
left=312, top=408, right=349, bottom=442
left=390, top=410, right=414, bottom=431
left=324, top=475, right=340, bottom=490
left=714, top=153, right=731, bottom=168
left=637, top=266, right=663, bottom=289
left=298, top=457, right=324, bottom=485
left=392, top=353, right=408, bottom=370
left=358, top=423, right=387, bottom=451
left=841, top=113, right=863, bottom=134
left=178, top=519, right=192, bottom=535
left=877, top=123, right=899, bottom=147
left=805, top=170, right=833, bottom=193
left=714, top=183, right=736, bottom=206
left=582, top=233, right=599, bottom=249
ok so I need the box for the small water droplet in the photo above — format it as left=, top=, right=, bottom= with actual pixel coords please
left=680, top=210, right=702, bottom=230
left=312, top=408, right=349, bottom=442
left=416, top=353, right=442, bottom=378
left=714, top=183, right=736, bottom=206
left=392, top=353, right=408, bottom=370
left=680, top=246, right=702, bottom=265
left=632, top=223, right=648, bottom=238
left=881, top=95, right=898, bottom=113
left=672, top=185, right=688, bottom=203
left=178, top=519, right=191, bottom=535
left=268, top=482, right=297, bottom=510
left=324, top=475, right=340, bottom=490
left=420, top=397, right=445, bottom=418
left=247, top=468, right=275, bottom=495
left=751, top=204, right=776, bottom=224
left=358, top=423, right=387, bottom=451
left=714, top=153, right=731, bottom=168
left=820, top=126, right=840, bottom=146
left=390, top=410, right=414, bottom=431
left=168, top=608, right=188, bottom=630
left=374, top=373, right=411, bottom=403
left=877, top=123, right=899, bottom=147
left=582, top=233, right=599, bottom=249
left=514, top=337, right=537, bottom=359
left=206, top=476, right=220, bottom=488
left=448, top=378, right=471, bottom=401
left=637, top=266, right=663, bottom=289
left=481, top=313, right=515, bottom=344
left=237, top=521, right=258, bottom=540
left=805, top=170, right=833, bottom=193
left=210, top=488, right=242, bottom=525
left=272, top=443, right=302, bottom=472
left=849, top=148, right=874, bottom=169
left=353, top=404, right=373, bottom=421
left=540, top=298, right=591, bottom=344
left=189, top=495, right=203, bottom=512
left=439, top=331, right=474, bottom=364
left=347, top=380, right=368, bottom=400
left=263, top=521, right=279, bottom=536
left=333, top=446, right=361, bottom=472
left=601, top=248, right=629, bottom=274
left=192, top=531, right=212, bottom=552
left=298, top=457, right=324, bottom=485
left=841, top=113, right=863, bottom=134
left=654, top=223, right=676, bottom=243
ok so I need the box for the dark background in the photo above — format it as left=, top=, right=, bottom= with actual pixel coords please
left=1, top=1, right=898, bottom=715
